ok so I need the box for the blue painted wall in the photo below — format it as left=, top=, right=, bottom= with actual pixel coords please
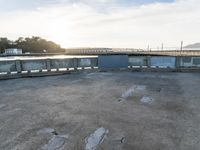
left=98, top=55, right=128, bottom=69
left=151, top=57, right=176, bottom=68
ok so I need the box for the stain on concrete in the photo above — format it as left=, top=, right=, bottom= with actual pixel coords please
left=121, top=88, right=135, bottom=99
left=121, top=85, right=146, bottom=99
left=37, top=128, right=56, bottom=135
left=120, top=137, right=125, bottom=143
left=86, top=72, right=113, bottom=79
left=0, top=104, right=6, bottom=109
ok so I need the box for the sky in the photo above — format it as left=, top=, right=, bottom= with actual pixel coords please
left=0, top=0, right=199, bottom=49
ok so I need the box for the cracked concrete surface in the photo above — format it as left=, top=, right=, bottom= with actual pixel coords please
left=0, top=71, right=200, bottom=150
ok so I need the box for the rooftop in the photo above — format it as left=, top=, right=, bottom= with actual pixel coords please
left=0, top=71, right=200, bottom=150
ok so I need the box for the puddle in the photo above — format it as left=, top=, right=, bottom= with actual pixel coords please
left=140, top=96, right=154, bottom=104
left=85, top=127, right=109, bottom=150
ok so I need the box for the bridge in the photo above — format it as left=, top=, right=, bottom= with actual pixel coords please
left=0, top=48, right=200, bottom=57
left=65, top=48, right=200, bottom=56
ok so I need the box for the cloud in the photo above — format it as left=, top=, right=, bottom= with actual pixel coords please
left=0, top=0, right=200, bottom=48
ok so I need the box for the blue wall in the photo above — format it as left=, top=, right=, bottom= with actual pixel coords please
left=98, top=55, right=128, bottom=69
left=151, top=57, right=176, bottom=68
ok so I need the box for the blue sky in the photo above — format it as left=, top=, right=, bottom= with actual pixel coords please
left=0, top=0, right=174, bottom=11
left=0, top=0, right=199, bottom=49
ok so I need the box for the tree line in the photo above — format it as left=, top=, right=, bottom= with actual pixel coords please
left=0, top=37, right=65, bottom=53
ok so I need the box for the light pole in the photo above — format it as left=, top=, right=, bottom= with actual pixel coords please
left=180, top=41, right=183, bottom=56
left=180, top=41, right=183, bottom=51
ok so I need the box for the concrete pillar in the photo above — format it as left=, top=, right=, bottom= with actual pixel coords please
left=73, top=58, right=78, bottom=70
left=46, top=59, right=51, bottom=72
left=147, top=56, right=151, bottom=68
left=175, top=56, right=181, bottom=68
left=92, top=58, right=98, bottom=68
left=16, top=60, right=22, bottom=73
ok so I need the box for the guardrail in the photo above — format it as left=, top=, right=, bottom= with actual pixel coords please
left=0, top=55, right=200, bottom=80
left=0, top=57, right=98, bottom=79
left=128, top=56, right=200, bottom=68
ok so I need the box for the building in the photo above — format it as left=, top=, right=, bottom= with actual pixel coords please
left=4, top=48, right=22, bottom=55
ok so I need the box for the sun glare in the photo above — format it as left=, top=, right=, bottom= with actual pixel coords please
left=44, top=18, right=73, bottom=48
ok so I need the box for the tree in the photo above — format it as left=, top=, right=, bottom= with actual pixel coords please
left=0, top=38, right=11, bottom=53
left=0, top=36, right=65, bottom=54
left=14, top=36, right=64, bottom=53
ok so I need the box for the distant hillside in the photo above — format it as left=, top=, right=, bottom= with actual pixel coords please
left=184, top=43, right=200, bottom=48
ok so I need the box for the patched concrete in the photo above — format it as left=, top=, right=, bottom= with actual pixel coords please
left=41, top=135, right=65, bottom=150
left=140, top=96, right=154, bottom=104
left=85, top=127, right=108, bottom=150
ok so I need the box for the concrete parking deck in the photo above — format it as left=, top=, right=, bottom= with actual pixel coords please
left=0, top=71, right=200, bottom=150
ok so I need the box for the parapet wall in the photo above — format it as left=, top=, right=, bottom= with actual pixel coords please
left=128, top=56, right=200, bottom=68
left=0, top=57, right=98, bottom=79
left=0, top=56, right=200, bottom=79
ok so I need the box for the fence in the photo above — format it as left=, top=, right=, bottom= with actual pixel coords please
left=1, top=55, right=200, bottom=79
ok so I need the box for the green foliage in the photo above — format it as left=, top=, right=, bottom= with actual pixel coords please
left=0, top=38, right=11, bottom=53
left=0, top=36, right=64, bottom=53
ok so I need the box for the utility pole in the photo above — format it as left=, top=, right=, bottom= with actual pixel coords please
left=180, top=41, right=183, bottom=51
left=180, top=41, right=183, bottom=56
